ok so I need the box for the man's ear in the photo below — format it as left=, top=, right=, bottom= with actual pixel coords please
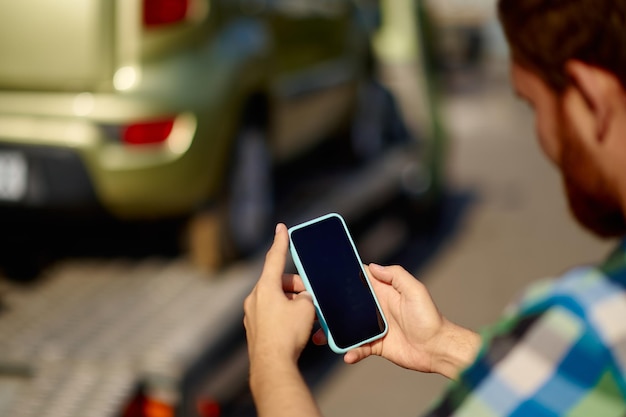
left=564, top=60, right=623, bottom=142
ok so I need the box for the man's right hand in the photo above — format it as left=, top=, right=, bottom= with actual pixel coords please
left=313, top=263, right=481, bottom=380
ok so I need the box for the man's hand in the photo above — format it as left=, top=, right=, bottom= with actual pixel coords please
left=244, top=223, right=316, bottom=364
left=313, top=263, right=481, bottom=380
left=243, top=224, right=322, bottom=417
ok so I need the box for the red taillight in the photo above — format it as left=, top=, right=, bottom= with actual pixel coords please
left=143, top=0, right=189, bottom=27
left=196, top=398, right=221, bottom=417
left=122, top=393, right=175, bottom=417
left=122, top=119, right=175, bottom=146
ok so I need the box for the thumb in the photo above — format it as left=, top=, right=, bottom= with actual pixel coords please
left=369, top=263, right=414, bottom=295
left=368, top=263, right=393, bottom=284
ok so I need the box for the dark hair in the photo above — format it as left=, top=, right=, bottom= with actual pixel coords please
left=498, top=0, right=626, bottom=92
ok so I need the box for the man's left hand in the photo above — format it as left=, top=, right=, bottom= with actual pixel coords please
left=244, top=223, right=316, bottom=364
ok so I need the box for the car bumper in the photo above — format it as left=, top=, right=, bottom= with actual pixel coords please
left=0, top=109, right=231, bottom=219
left=0, top=143, right=99, bottom=212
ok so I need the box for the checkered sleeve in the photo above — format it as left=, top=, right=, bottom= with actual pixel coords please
left=424, top=267, right=626, bottom=417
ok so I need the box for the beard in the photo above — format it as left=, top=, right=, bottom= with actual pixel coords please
left=559, top=113, right=626, bottom=238
left=564, top=178, right=626, bottom=238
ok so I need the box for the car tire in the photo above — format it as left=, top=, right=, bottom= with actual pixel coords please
left=350, top=75, right=446, bottom=234
left=186, top=124, right=274, bottom=271
left=0, top=228, right=55, bottom=281
left=226, top=125, right=274, bottom=257
left=350, top=79, right=410, bottom=162
left=0, top=251, right=45, bottom=281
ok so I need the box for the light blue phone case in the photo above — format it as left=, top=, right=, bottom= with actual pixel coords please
left=288, top=212, right=388, bottom=354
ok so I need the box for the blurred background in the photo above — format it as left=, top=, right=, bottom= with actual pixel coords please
left=0, top=1, right=614, bottom=416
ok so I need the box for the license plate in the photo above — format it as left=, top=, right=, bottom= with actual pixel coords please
left=0, top=151, right=28, bottom=201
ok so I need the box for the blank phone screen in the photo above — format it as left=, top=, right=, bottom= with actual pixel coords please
left=290, top=216, right=385, bottom=349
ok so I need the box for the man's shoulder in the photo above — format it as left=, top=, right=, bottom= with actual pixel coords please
left=425, top=246, right=626, bottom=417
left=510, top=264, right=626, bottom=382
left=441, top=267, right=626, bottom=416
left=516, top=265, right=625, bottom=319
left=520, top=238, right=626, bottom=314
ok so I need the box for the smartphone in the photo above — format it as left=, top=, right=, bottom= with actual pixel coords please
left=288, top=213, right=388, bottom=354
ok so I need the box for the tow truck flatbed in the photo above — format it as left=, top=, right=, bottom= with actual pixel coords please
left=0, top=144, right=429, bottom=417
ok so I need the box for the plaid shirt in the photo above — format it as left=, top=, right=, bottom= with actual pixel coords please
left=426, top=240, right=626, bottom=416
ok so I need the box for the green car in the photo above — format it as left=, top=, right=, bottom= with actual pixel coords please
left=0, top=0, right=444, bottom=270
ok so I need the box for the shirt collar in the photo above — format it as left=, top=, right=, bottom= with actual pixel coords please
left=600, top=238, right=626, bottom=283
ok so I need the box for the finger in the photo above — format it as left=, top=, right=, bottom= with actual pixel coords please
left=291, top=292, right=316, bottom=336
left=293, top=291, right=315, bottom=315
left=259, top=224, right=290, bottom=289
left=368, top=263, right=416, bottom=295
left=282, top=273, right=307, bottom=293
left=295, top=290, right=313, bottom=302
left=344, top=345, right=373, bottom=365
left=286, top=289, right=312, bottom=301
left=312, top=328, right=327, bottom=346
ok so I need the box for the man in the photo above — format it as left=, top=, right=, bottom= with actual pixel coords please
left=243, top=0, right=626, bottom=415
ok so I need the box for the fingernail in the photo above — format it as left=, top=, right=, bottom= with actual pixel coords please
left=370, top=263, right=385, bottom=272
left=275, top=224, right=281, bottom=235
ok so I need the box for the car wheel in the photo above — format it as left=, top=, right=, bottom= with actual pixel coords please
left=350, top=79, right=411, bottom=162
left=0, top=254, right=42, bottom=281
left=226, top=125, right=274, bottom=257
left=350, top=75, right=446, bottom=234
left=186, top=125, right=274, bottom=271
left=0, top=239, right=50, bottom=282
